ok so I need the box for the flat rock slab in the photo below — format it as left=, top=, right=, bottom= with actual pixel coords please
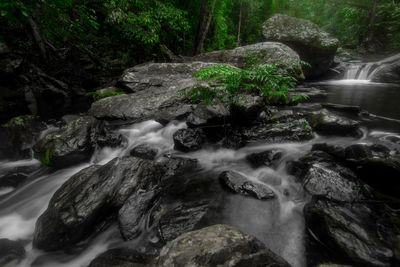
left=89, top=62, right=216, bottom=121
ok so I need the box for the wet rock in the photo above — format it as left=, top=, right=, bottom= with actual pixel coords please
left=230, top=95, right=265, bottom=125
left=119, top=169, right=221, bottom=247
left=322, top=103, right=361, bottom=114
left=130, top=144, right=159, bottom=160
left=245, top=149, right=283, bottom=168
left=300, top=153, right=367, bottom=202
left=88, top=248, right=155, bottom=267
left=0, top=173, right=28, bottom=188
left=345, top=143, right=390, bottom=161
left=371, top=55, right=400, bottom=84
left=219, top=170, right=275, bottom=200
left=154, top=98, right=195, bottom=126
left=262, top=14, right=339, bottom=78
left=243, top=118, right=313, bottom=143
left=192, top=42, right=304, bottom=80
left=305, top=197, right=396, bottom=267
left=173, top=128, right=205, bottom=152
left=307, top=109, right=361, bottom=137
left=1, top=115, right=46, bottom=160
left=33, top=157, right=164, bottom=251
left=0, top=238, right=25, bottom=267
left=96, top=132, right=124, bottom=148
left=33, top=156, right=197, bottom=252
left=157, top=224, right=291, bottom=267
left=186, top=103, right=230, bottom=128
left=312, top=143, right=345, bottom=159
left=352, top=157, right=400, bottom=197
left=33, top=116, right=102, bottom=167
left=90, top=62, right=215, bottom=121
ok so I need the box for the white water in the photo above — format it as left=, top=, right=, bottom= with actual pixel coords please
left=0, top=118, right=398, bottom=267
left=343, top=53, right=400, bottom=82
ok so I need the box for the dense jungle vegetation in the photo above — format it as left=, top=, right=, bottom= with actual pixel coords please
left=1, top=0, right=399, bottom=68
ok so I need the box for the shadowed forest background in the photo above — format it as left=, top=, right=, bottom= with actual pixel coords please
left=1, top=0, right=399, bottom=67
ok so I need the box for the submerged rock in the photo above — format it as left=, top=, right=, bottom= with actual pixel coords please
left=173, top=128, right=205, bottom=152
left=32, top=116, right=102, bottom=167
left=130, top=144, right=159, bottom=160
left=157, top=224, right=291, bottom=267
left=262, top=14, right=339, bottom=78
left=192, top=42, right=304, bottom=80
left=88, top=248, right=155, bottom=267
left=245, top=149, right=283, bottom=168
left=307, top=109, right=361, bottom=137
left=0, top=239, right=25, bottom=267
left=219, top=170, right=275, bottom=200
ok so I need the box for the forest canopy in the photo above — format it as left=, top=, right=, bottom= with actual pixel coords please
left=1, top=0, right=399, bottom=66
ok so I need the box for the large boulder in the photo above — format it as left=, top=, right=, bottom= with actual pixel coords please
left=33, top=156, right=197, bottom=251
left=89, top=62, right=215, bottom=121
left=32, top=116, right=102, bottom=167
left=118, top=169, right=222, bottom=250
left=157, top=224, right=291, bottom=267
left=173, top=128, right=206, bottom=152
left=0, top=115, right=45, bottom=160
left=192, top=42, right=304, bottom=80
left=262, top=14, right=339, bottom=78
left=371, top=53, right=400, bottom=84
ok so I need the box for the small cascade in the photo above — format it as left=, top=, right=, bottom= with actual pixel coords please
left=343, top=53, right=400, bottom=81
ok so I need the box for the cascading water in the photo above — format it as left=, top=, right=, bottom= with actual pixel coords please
left=343, top=53, right=400, bottom=81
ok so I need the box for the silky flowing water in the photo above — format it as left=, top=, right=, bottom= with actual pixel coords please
left=1, top=58, right=400, bottom=267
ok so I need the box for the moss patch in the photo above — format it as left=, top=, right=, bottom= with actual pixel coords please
left=2, top=115, right=40, bottom=128
left=37, top=148, right=54, bottom=166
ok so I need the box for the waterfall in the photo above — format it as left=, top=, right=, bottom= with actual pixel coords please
left=343, top=53, right=400, bottom=81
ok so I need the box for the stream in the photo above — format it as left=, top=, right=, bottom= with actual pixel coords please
left=0, top=56, right=399, bottom=267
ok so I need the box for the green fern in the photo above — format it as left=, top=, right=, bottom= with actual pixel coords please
left=184, top=62, right=299, bottom=105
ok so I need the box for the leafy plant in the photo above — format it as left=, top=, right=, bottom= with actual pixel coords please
left=184, top=62, right=300, bottom=105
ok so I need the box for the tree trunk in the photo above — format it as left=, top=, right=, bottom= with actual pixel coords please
left=28, top=17, right=47, bottom=60
left=193, top=0, right=217, bottom=55
left=237, top=0, right=243, bottom=46
left=367, top=0, right=379, bottom=42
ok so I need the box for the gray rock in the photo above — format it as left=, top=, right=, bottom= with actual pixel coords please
left=230, top=95, right=265, bottom=125
left=245, top=149, right=283, bottom=168
left=186, top=103, right=230, bottom=128
left=193, top=42, right=304, bottom=80
left=130, top=144, right=159, bottom=160
left=173, top=128, right=205, bottom=152
left=219, top=170, right=275, bottom=200
left=371, top=54, right=400, bottom=84
left=157, top=224, right=291, bottom=267
left=307, top=109, right=361, bottom=137
left=33, top=116, right=102, bottom=167
left=0, top=239, right=25, bottom=267
left=262, top=14, right=339, bottom=78
left=305, top=197, right=396, bottom=267
left=33, top=156, right=197, bottom=252
left=89, top=62, right=215, bottom=121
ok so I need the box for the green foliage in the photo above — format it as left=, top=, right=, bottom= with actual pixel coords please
left=86, top=90, right=125, bottom=99
left=38, top=148, right=52, bottom=166
left=185, top=62, right=298, bottom=105
left=1, top=115, right=39, bottom=128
